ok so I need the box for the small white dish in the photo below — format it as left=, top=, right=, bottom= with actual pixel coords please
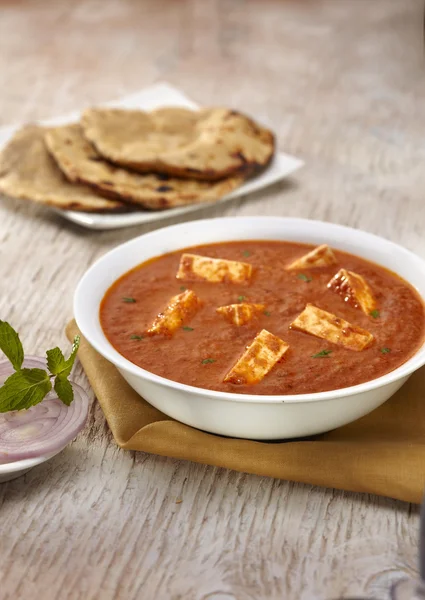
left=74, top=217, right=425, bottom=440
left=0, top=83, right=303, bottom=230
left=0, top=451, right=61, bottom=483
left=0, top=355, right=88, bottom=482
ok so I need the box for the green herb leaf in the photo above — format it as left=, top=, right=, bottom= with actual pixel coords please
left=179, top=286, right=186, bottom=291
left=0, top=332, right=80, bottom=412
left=237, top=296, right=246, bottom=302
left=0, top=368, right=52, bottom=413
left=297, top=273, right=312, bottom=283
left=312, top=349, right=333, bottom=358
left=263, top=310, right=271, bottom=317
left=130, top=334, right=144, bottom=340
left=380, top=347, right=391, bottom=354
left=0, top=320, right=24, bottom=371
left=201, top=358, right=216, bottom=365
left=63, top=335, right=80, bottom=375
left=182, top=326, right=194, bottom=331
left=54, top=374, right=74, bottom=406
left=370, top=309, right=380, bottom=319
left=46, top=335, right=80, bottom=378
left=123, top=297, right=136, bottom=303
left=46, top=347, right=66, bottom=375
left=242, top=250, right=252, bottom=257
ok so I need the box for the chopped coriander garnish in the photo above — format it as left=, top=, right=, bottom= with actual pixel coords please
left=297, top=273, right=312, bottom=283
left=263, top=310, right=271, bottom=317
left=201, top=358, right=216, bottom=365
left=237, top=295, right=246, bottom=302
left=130, top=335, right=144, bottom=340
left=370, top=309, right=380, bottom=319
left=179, top=286, right=186, bottom=291
left=123, top=297, right=136, bottom=303
left=312, top=349, right=333, bottom=358
left=242, top=250, right=252, bottom=257
left=380, top=347, right=391, bottom=354
left=182, top=326, right=194, bottom=331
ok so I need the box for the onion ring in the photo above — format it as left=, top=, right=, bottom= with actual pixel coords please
left=0, top=357, right=89, bottom=463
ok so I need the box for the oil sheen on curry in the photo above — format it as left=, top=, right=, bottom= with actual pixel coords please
left=100, top=241, right=425, bottom=395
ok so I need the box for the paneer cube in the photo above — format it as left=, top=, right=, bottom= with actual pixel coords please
left=176, top=253, right=252, bottom=284
left=327, top=268, right=377, bottom=315
left=224, top=329, right=289, bottom=385
left=147, top=289, right=202, bottom=336
left=286, top=244, right=337, bottom=270
left=290, top=303, right=373, bottom=351
left=216, top=303, right=265, bottom=326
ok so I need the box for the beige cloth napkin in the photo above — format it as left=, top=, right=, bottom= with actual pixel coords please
left=67, top=320, right=425, bottom=503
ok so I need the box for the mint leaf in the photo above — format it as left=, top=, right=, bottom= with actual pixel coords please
left=370, top=309, right=380, bottom=319
left=62, top=335, right=80, bottom=376
left=0, top=321, right=24, bottom=371
left=54, top=374, right=74, bottom=406
left=0, top=368, right=51, bottom=412
left=201, top=358, right=216, bottom=364
left=46, top=335, right=80, bottom=378
left=46, top=347, right=66, bottom=375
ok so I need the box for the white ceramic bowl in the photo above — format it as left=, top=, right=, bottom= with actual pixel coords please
left=74, top=217, right=425, bottom=440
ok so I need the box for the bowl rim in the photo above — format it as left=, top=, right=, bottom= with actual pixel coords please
left=74, top=216, right=425, bottom=405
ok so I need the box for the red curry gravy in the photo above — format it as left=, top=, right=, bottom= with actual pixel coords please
left=100, top=241, right=425, bottom=395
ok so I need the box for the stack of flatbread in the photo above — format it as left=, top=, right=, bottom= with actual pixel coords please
left=0, top=107, right=275, bottom=213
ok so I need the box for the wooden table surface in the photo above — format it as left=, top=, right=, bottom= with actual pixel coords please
left=1, top=1, right=424, bottom=598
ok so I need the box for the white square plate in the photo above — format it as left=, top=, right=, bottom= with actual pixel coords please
left=0, top=82, right=303, bottom=230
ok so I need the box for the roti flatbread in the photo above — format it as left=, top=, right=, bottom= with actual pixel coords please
left=0, top=126, right=125, bottom=212
left=81, top=106, right=275, bottom=180
left=44, top=124, right=244, bottom=209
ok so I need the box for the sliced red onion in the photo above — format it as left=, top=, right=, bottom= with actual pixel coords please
left=0, top=357, right=89, bottom=463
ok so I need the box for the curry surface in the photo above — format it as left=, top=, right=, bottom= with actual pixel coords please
left=100, top=241, right=425, bottom=395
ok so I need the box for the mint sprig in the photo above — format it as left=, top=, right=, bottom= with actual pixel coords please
left=0, top=321, right=80, bottom=413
